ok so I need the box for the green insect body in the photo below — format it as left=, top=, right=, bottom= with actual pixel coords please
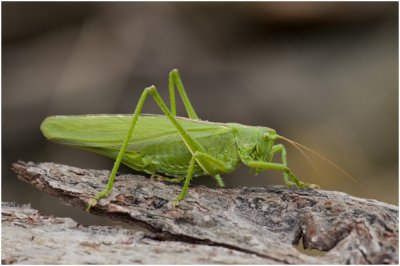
left=41, top=69, right=316, bottom=210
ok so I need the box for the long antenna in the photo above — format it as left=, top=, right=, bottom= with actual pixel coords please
left=277, top=135, right=359, bottom=184
left=280, top=136, right=321, bottom=176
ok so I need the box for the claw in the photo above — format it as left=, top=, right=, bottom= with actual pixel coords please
left=307, top=183, right=320, bottom=189
left=86, top=198, right=97, bottom=212
left=299, top=181, right=320, bottom=189
left=171, top=200, right=180, bottom=208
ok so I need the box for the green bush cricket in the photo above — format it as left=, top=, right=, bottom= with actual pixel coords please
left=41, top=69, right=320, bottom=211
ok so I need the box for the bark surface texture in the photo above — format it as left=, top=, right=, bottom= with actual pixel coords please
left=5, top=161, right=398, bottom=264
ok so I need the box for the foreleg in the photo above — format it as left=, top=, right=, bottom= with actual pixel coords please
left=244, top=144, right=318, bottom=189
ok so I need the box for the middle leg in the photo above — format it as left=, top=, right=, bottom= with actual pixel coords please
left=173, top=151, right=230, bottom=206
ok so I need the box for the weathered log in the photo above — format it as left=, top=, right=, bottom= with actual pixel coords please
left=2, top=202, right=274, bottom=264
left=6, top=161, right=398, bottom=264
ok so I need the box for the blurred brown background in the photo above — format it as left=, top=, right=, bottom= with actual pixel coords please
left=2, top=2, right=398, bottom=225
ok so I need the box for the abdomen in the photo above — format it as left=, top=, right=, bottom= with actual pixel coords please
left=133, top=130, right=240, bottom=177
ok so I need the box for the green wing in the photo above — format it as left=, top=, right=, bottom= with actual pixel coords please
left=41, top=114, right=230, bottom=148
left=41, top=114, right=239, bottom=176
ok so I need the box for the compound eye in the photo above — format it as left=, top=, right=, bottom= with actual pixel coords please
left=263, top=131, right=277, bottom=140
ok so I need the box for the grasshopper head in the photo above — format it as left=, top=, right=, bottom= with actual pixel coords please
left=253, top=127, right=277, bottom=163
left=230, top=124, right=277, bottom=164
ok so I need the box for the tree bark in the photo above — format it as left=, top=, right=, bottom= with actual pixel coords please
left=5, top=161, right=398, bottom=264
